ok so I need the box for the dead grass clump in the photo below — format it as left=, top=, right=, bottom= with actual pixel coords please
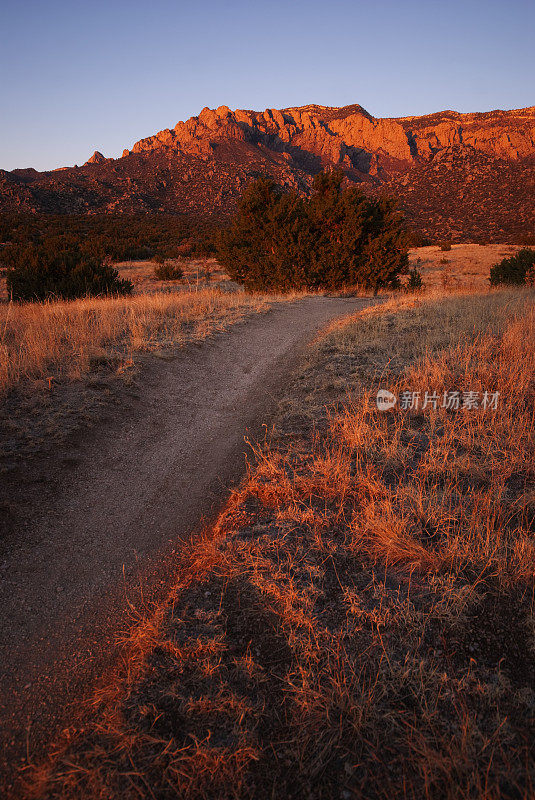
left=27, top=289, right=535, bottom=799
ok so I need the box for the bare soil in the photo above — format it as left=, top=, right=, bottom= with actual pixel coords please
left=0, top=295, right=374, bottom=792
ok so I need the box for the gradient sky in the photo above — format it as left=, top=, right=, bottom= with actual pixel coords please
left=1, top=0, right=534, bottom=171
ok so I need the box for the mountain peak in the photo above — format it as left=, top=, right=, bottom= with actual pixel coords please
left=84, top=151, right=108, bottom=165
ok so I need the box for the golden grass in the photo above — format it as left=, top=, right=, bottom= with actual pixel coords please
left=333, top=307, right=534, bottom=582
left=24, top=288, right=535, bottom=799
left=409, top=243, right=525, bottom=292
left=115, top=257, right=233, bottom=295
left=0, top=288, right=280, bottom=395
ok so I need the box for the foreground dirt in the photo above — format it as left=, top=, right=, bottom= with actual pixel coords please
left=0, top=295, right=374, bottom=791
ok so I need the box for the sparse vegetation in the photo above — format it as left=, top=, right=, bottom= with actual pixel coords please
left=409, top=243, right=527, bottom=292
left=153, top=260, right=184, bottom=281
left=217, top=172, right=410, bottom=292
left=28, top=289, right=535, bottom=800
left=489, top=247, right=535, bottom=286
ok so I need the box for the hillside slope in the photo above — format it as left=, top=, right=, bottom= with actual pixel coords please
left=1, top=103, right=534, bottom=241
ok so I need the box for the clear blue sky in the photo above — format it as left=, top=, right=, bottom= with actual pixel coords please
left=1, top=0, right=533, bottom=171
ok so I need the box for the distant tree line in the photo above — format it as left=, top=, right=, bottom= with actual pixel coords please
left=0, top=212, right=218, bottom=262
left=0, top=212, right=219, bottom=302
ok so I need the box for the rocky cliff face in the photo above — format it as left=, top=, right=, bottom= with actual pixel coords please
left=125, top=103, right=415, bottom=178
left=1, top=103, right=534, bottom=241
left=125, top=103, right=535, bottom=173
left=399, top=107, right=535, bottom=160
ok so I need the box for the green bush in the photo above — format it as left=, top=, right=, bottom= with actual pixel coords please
left=405, top=268, right=423, bottom=292
left=153, top=261, right=184, bottom=281
left=216, top=172, right=409, bottom=292
left=489, top=248, right=535, bottom=286
left=4, top=242, right=132, bottom=302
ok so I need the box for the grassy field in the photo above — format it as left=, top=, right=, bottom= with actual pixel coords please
left=115, top=242, right=527, bottom=296
left=0, top=242, right=523, bottom=399
left=0, top=288, right=274, bottom=396
left=117, top=244, right=526, bottom=295
left=28, top=287, right=535, bottom=799
left=409, top=243, right=525, bottom=292
left=0, top=244, right=526, bottom=301
left=0, top=242, right=526, bottom=396
left=115, top=257, right=236, bottom=295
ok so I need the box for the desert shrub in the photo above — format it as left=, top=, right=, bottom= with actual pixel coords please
left=153, top=261, right=184, bottom=281
left=489, top=248, right=535, bottom=286
left=407, top=230, right=432, bottom=247
left=176, top=240, right=195, bottom=257
left=4, top=242, right=132, bottom=302
left=440, top=240, right=452, bottom=251
left=216, top=172, right=409, bottom=292
left=405, top=267, right=423, bottom=292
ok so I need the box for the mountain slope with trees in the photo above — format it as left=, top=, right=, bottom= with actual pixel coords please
left=1, top=103, right=534, bottom=242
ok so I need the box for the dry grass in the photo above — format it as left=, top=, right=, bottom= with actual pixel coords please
left=1, top=242, right=520, bottom=397
left=409, top=243, right=525, bottom=292
left=0, top=288, right=281, bottom=396
left=27, top=287, right=535, bottom=799
left=115, top=257, right=235, bottom=295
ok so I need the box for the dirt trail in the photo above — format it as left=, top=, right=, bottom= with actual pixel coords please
left=0, top=296, right=374, bottom=787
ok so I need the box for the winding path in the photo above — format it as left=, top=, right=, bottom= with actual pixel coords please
left=0, top=296, right=375, bottom=789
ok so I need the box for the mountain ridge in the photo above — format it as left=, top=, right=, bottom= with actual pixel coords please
left=1, top=103, right=534, bottom=242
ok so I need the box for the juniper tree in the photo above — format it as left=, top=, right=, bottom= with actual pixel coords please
left=217, top=171, right=409, bottom=292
